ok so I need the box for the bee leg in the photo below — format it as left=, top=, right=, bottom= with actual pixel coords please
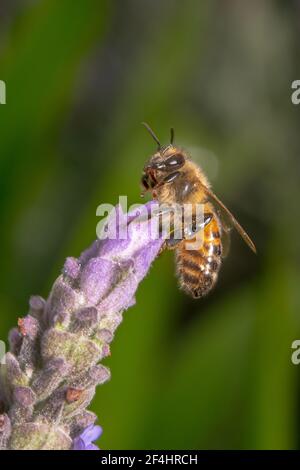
left=183, top=213, right=213, bottom=239
left=158, top=242, right=167, bottom=256
left=165, top=236, right=182, bottom=250
left=197, top=212, right=213, bottom=231
left=158, top=236, right=182, bottom=256
left=162, top=217, right=183, bottom=251
left=153, top=205, right=186, bottom=251
left=156, top=209, right=183, bottom=254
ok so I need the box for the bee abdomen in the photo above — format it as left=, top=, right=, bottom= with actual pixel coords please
left=176, top=222, right=222, bottom=298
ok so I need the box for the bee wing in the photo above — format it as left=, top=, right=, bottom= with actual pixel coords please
left=219, top=213, right=231, bottom=258
left=201, top=185, right=257, bottom=254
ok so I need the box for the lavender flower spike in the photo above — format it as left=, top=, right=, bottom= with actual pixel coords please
left=0, top=202, right=163, bottom=450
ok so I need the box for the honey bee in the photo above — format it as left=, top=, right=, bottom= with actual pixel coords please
left=141, top=123, right=256, bottom=299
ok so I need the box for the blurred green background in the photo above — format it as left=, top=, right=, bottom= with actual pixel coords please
left=0, top=0, right=299, bottom=450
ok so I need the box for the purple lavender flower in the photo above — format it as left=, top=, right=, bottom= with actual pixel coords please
left=0, top=202, right=164, bottom=450
left=73, top=424, right=102, bottom=450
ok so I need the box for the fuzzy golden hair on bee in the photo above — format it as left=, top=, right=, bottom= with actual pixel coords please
left=141, top=124, right=256, bottom=298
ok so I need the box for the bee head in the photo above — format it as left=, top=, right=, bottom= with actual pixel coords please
left=140, top=123, right=187, bottom=195
left=142, top=122, right=186, bottom=169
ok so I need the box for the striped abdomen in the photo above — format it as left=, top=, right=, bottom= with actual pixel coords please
left=176, top=213, right=222, bottom=298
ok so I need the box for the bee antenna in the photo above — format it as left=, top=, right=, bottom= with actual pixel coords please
left=142, top=122, right=161, bottom=149
left=170, top=127, right=175, bottom=145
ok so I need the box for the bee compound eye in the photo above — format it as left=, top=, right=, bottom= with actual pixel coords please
left=164, top=153, right=185, bottom=170
left=152, top=161, right=166, bottom=170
